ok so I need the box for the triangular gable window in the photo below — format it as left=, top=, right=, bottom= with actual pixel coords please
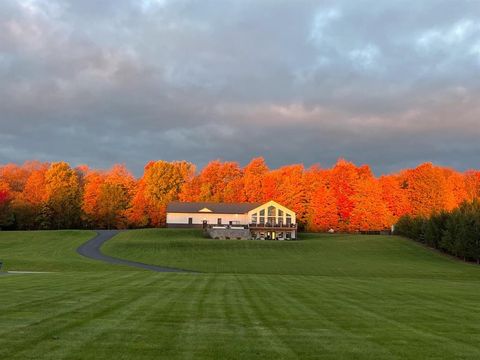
left=199, top=208, right=212, bottom=213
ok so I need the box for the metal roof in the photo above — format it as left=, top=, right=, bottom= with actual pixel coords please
left=166, top=201, right=262, bottom=214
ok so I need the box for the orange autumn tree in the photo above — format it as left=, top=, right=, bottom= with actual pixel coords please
left=43, top=162, right=82, bottom=229
left=22, top=165, right=49, bottom=206
left=0, top=162, right=32, bottom=195
left=0, top=157, right=478, bottom=231
left=82, top=169, right=105, bottom=227
left=400, top=163, right=452, bottom=217
left=465, top=170, right=480, bottom=201
left=222, top=176, right=246, bottom=203
left=328, top=159, right=358, bottom=230
left=379, top=175, right=411, bottom=222
left=305, top=166, right=339, bottom=231
left=98, top=165, right=136, bottom=229
left=190, top=160, right=243, bottom=202
left=264, top=164, right=308, bottom=224
left=242, top=157, right=269, bottom=202
left=129, top=160, right=194, bottom=227
left=349, top=167, right=393, bottom=231
left=444, top=169, right=468, bottom=211
left=11, top=163, right=49, bottom=229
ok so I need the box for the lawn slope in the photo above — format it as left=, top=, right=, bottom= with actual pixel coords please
left=1, top=229, right=480, bottom=359
left=0, top=230, right=110, bottom=272
left=103, top=229, right=479, bottom=278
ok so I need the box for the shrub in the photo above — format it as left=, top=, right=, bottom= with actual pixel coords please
left=396, top=200, right=480, bottom=263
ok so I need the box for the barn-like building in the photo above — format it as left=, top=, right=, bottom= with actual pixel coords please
left=166, top=200, right=297, bottom=240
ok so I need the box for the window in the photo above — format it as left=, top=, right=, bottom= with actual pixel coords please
left=217, top=218, right=222, bottom=225
left=286, top=214, right=291, bottom=226
left=268, top=206, right=276, bottom=216
left=259, top=209, right=265, bottom=224
left=278, top=209, right=284, bottom=225
left=251, top=213, right=257, bottom=224
left=188, top=217, right=193, bottom=225
left=267, top=206, right=276, bottom=225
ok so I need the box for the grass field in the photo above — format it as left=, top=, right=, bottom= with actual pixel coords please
left=1, top=229, right=480, bottom=359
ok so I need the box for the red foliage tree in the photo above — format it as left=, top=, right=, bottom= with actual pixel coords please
left=328, top=159, right=358, bottom=229
left=0, top=180, right=12, bottom=228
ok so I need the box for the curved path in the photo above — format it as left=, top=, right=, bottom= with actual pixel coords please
left=77, top=230, right=195, bottom=273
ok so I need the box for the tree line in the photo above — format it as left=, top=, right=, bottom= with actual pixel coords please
left=395, top=200, right=480, bottom=263
left=0, top=158, right=479, bottom=231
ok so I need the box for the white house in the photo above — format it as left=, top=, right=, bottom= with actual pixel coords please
left=166, top=200, right=297, bottom=240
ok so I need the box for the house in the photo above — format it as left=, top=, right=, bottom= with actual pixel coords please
left=166, top=200, right=297, bottom=240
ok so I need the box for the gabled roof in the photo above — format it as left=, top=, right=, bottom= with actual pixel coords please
left=167, top=201, right=262, bottom=214
left=247, top=200, right=296, bottom=216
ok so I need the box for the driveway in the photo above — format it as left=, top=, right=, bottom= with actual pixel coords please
left=77, top=230, right=195, bottom=273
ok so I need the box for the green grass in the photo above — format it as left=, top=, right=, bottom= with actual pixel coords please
left=103, top=229, right=479, bottom=278
left=1, top=229, right=480, bottom=359
left=0, top=230, right=128, bottom=272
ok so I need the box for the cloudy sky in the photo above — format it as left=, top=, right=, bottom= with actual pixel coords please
left=1, top=0, right=480, bottom=175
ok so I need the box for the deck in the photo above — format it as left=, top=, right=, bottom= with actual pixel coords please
left=249, top=223, right=297, bottom=230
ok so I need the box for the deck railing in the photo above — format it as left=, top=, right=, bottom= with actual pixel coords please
left=206, top=224, right=249, bottom=229
left=249, top=223, right=297, bottom=229
left=206, top=223, right=297, bottom=230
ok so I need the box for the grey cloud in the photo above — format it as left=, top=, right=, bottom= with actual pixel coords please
left=0, top=0, right=479, bottom=176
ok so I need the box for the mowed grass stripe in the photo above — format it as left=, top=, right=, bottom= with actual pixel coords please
left=236, top=275, right=301, bottom=359
left=60, top=274, right=198, bottom=360
left=2, top=273, right=198, bottom=359
left=0, top=272, right=141, bottom=320
left=244, top=275, right=400, bottom=359
left=1, top=272, right=144, bottom=358
left=282, top=275, right=480, bottom=358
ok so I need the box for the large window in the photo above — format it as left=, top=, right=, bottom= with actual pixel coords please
left=268, top=206, right=276, bottom=217
left=286, top=213, right=292, bottom=226
left=267, top=206, right=276, bottom=225
left=259, top=209, right=265, bottom=224
left=251, top=213, right=257, bottom=224
left=278, top=209, right=284, bottom=225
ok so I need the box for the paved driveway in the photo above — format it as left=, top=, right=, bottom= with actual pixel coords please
left=77, top=230, right=195, bottom=273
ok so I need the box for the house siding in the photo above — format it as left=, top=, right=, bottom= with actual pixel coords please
left=166, top=212, right=249, bottom=226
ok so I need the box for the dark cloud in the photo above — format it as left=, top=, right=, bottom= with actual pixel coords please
left=1, top=0, right=479, bottom=176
